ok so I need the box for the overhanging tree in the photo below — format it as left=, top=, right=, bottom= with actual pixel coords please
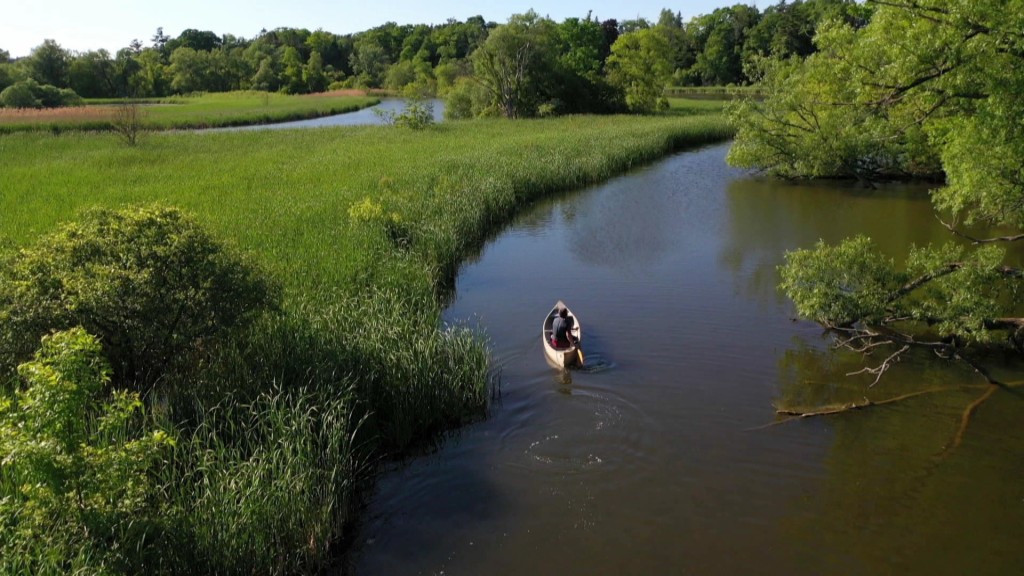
left=729, top=0, right=1024, bottom=384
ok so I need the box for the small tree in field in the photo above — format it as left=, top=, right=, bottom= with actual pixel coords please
left=111, top=97, right=145, bottom=146
left=0, top=205, right=280, bottom=392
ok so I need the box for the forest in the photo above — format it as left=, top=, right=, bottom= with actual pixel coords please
left=0, top=1, right=870, bottom=116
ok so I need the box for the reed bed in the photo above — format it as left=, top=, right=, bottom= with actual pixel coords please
left=159, top=386, right=365, bottom=574
left=0, top=91, right=379, bottom=133
left=0, top=105, right=114, bottom=124
left=0, top=110, right=734, bottom=573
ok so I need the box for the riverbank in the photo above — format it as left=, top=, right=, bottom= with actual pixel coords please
left=0, top=111, right=735, bottom=574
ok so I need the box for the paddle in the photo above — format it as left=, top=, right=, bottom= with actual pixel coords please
left=573, top=327, right=584, bottom=366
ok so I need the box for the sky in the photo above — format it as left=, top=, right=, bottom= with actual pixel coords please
left=0, top=0, right=753, bottom=58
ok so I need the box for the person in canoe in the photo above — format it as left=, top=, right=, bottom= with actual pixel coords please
left=550, top=306, right=576, bottom=349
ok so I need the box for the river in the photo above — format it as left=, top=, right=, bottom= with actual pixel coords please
left=343, top=142, right=1024, bottom=575
left=215, top=98, right=446, bottom=131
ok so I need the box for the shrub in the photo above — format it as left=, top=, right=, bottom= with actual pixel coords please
left=58, top=88, right=84, bottom=107
left=0, top=328, right=175, bottom=573
left=373, top=99, right=436, bottom=130
left=442, top=76, right=498, bottom=120
left=34, top=83, right=64, bottom=107
left=0, top=79, right=41, bottom=108
left=0, top=205, right=280, bottom=391
left=0, top=79, right=83, bottom=109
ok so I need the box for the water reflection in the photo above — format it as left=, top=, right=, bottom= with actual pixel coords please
left=564, top=168, right=680, bottom=268
left=720, top=177, right=942, bottom=304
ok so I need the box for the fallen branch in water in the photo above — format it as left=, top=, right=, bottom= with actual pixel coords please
left=776, top=386, right=955, bottom=418
left=752, top=379, right=1024, bottom=432
left=745, top=387, right=961, bottom=430
left=941, top=384, right=999, bottom=456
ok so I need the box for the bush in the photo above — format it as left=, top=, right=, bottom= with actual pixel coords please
left=444, top=76, right=492, bottom=120
left=58, top=87, right=84, bottom=107
left=0, top=328, right=175, bottom=574
left=0, top=205, right=280, bottom=391
left=374, top=99, right=435, bottom=131
left=0, top=78, right=83, bottom=109
left=34, top=83, right=64, bottom=107
left=0, top=79, right=41, bottom=108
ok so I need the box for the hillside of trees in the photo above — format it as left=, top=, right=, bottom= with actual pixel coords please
left=0, top=1, right=871, bottom=116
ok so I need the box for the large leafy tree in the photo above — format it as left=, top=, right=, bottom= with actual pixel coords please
left=470, top=10, right=559, bottom=118
left=133, top=48, right=170, bottom=96
left=730, top=0, right=1024, bottom=381
left=68, top=50, right=116, bottom=98
left=25, top=39, right=71, bottom=88
left=169, top=28, right=222, bottom=53
left=349, top=36, right=389, bottom=87
left=280, top=45, right=306, bottom=93
left=606, top=28, right=673, bottom=113
left=551, top=15, right=620, bottom=114
left=168, top=46, right=213, bottom=93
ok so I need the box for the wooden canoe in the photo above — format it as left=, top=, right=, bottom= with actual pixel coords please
left=542, top=300, right=582, bottom=368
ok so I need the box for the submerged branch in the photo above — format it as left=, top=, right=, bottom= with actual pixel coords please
left=942, top=384, right=999, bottom=457
left=759, top=386, right=961, bottom=428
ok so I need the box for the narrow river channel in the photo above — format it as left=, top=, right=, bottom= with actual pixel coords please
left=343, top=142, right=1024, bottom=575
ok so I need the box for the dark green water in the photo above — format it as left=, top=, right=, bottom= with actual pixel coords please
left=345, top=143, right=1024, bottom=575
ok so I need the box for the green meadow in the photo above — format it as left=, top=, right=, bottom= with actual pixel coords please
left=0, top=109, right=734, bottom=573
left=2, top=112, right=733, bottom=290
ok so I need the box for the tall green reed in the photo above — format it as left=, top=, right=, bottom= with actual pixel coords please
left=159, top=385, right=365, bottom=575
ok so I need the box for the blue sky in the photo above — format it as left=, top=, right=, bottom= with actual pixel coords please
left=1, top=1, right=754, bottom=58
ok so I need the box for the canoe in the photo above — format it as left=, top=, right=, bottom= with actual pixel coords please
left=542, top=300, right=582, bottom=368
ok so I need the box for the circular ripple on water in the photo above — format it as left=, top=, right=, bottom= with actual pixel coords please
left=513, top=386, right=656, bottom=480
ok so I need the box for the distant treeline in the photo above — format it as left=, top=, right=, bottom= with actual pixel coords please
left=0, top=1, right=870, bottom=115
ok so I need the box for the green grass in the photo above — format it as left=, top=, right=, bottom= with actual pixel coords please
left=664, top=97, right=730, bottom=116
left=0, top=112, right=735, bottom=574
left=0, top=91, right=380, bottom=133
left=0, top=114, right=734, bottom=294
left=664, top=85, right=765, bottom=100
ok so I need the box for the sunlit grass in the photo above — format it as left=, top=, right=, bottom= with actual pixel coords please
left=664, top=97, right=730, bottom=116
left=1, top=114, right=733, bottom=292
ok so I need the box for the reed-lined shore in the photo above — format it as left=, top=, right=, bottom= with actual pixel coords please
left=0, top=107, right=734, bottom=574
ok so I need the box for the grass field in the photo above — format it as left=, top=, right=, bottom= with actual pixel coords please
left=0, top=107, right=735, bottom=574
left=0, top=90, right=379, bottom=133
left=0, top=112, right=734, bottom=294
